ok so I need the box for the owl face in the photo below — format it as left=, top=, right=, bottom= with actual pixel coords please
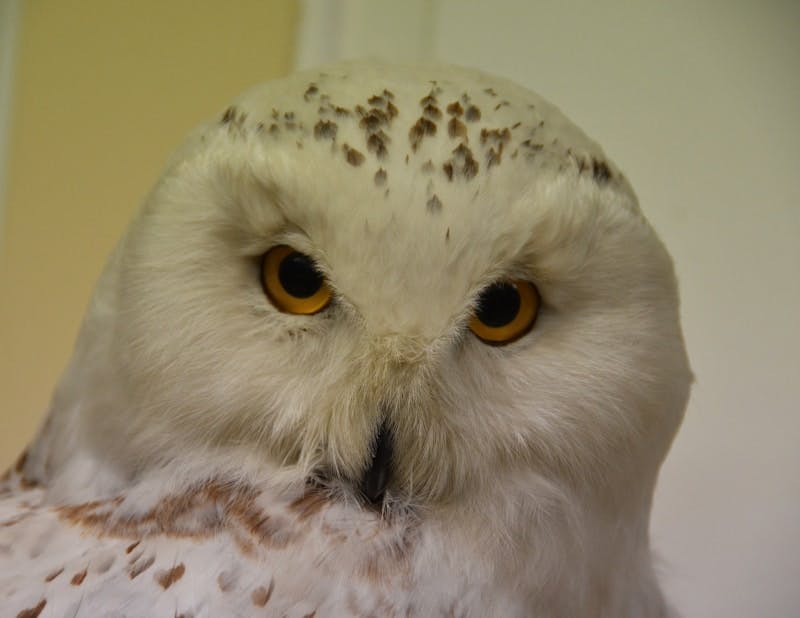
left=78, top=64, right=690, bottom=508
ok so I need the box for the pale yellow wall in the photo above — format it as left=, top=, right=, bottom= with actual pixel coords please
left=0, top=0, right=299, bottom=469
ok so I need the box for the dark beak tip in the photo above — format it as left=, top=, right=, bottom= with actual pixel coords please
left=359, top=422, right=394, bottom=507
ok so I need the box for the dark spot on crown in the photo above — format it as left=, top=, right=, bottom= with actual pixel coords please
left=314, top=120, right=338, bottom=141
left=512, top=121, right=522, bottom=129
left=484, top=87, right=498, bottom=97
left=446, top=101, right=464, bottom=116
left=409, top=117, right=437, bottom=151
left=374, top=168, right=388, bottom=186
left=220, top=106, right=237, bottom=124
left=334, top=106, right=351, bottom=117
left=448, top=117, right=466, bottom=140
left=386, top=101, right=399, bottom=118
left=494, top=100, right=510, bottom=111
left=343, top=144, right=365, bottom=166
left=445, top=228, right=450, bottom=242
left=427, top=194, right=443, bottom=213
left=312, top=119, right=339, bottom=141
left=368, top=95, right=384, bottom=106
left=360, top=108, right=389, bottom=132
left=465, top=105, right=481, bottom=122
left=520, top=139, right=544, bottom=159
left=304, top=84, right=319, bottom=101
left=420, top=94, right=437, bottom=107
left=367, top=133, right=388, bottom=159
left=445, top=143, right=479, bottom=180
left=268, top=123, right=280, bottom=136
left=271, top=109, right=280, bottom=120
left=592, top=158, right=613, bottom=184
left=480, top=128, right=511, bottom=146
left=487, top=146, right=503, bottom=169
left=423, top=104, right=442, bottom=120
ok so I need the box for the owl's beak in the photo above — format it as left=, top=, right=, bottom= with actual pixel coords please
left=359, top=421, right=394, bottom=507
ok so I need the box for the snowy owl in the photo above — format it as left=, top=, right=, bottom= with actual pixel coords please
left=1, top=62, right=691, bottom=617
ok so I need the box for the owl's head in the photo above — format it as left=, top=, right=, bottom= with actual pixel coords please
left=36, top=63, right=691, bottom=517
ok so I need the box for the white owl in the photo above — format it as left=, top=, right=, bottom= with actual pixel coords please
left=0, top=62, right=691, bottom=617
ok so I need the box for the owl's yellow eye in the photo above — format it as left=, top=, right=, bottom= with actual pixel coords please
left=469, top=280, right=540, bottom=345
left=261, top=245, right=332, bottom=314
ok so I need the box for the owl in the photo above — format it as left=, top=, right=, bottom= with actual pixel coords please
left=0, top=62, right=691, bottom=617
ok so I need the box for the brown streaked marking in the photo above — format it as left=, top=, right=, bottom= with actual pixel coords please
left=251, top=580, right=274, bottom=607
left=368, top=95, right=384, bottom=106
left=14, top=450, right=28, bottom=473
left=484, top=87, right=498, bottom=97
left=129, top=555, right=155, bottom=579
left=302, top=612, right=316, bottom=618
left=44, top=567, right=63, bottom=582
left=443, top=162, right=454, bottom=181
left=383, top=89, right=395, bottom=100
left=155, top=563, right=185, bottom=589
left=427, top=195, right=443, bottom=213
left=494, top=100, right=510, bottom=110
left=446, top=101, right=463, bottom=116
left=314, top=120, right=338, bottom=141
left=359, top=108, right=389, bottom=132
left=386, top=101, right=399, bottom=118
left=70, top=568, right=87, bottom=586
left=126, top=540, right=141, bottom=554
left=591, top=158, right=612, bottom=184
left=128, top=550, right=143, bottom=565
left=304, top=83, right=319, bottom=100
left=423, top=104, right=442, bottom=120
left=465, top=105, right=481, bottom=122
left=220, top=107, right=237, bottom=124
left=421, top=160, right=435, bottom=174
left=16, top=599, right=46, bottom=618
left=448, top=117, right=466, bottom=139
left=449, top=143, right=479, bottom=180
left=445, top=228, right=450, bottom=242
left=409, top=117, right=437, bottom=151
left=480, top=127, right=511, bottom=146
left=19, top=476, right=40, bottom=490
left=268, top=123, right=279, bottom=136
left=420, top=94, right=438, bottom=107
left=343, top=144, right=365, bottom=167
left=374, top=168, right=388, bottom=186
left=289, top=491, right=329, bottom=520
left=487, top=145, right=504, bottom=169
left=512, top=121, right=522, bottom=129
left=366, top=133, right=388, bottom=159
left=334, top=105, right=352, bottom=117
left=217, top=570, right=235, bottom=592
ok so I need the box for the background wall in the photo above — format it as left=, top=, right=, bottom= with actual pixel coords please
left=2, top=1, right=798, bottom=617
left=0, top=0, right=298, bottom=468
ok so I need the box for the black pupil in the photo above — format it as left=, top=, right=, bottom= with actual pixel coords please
left=476, top=282, right=521, bottom=328
left=278, top=252, right=323, bottom=298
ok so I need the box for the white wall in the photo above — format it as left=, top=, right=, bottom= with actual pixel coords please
left=298, top=2, right=800, bottom=616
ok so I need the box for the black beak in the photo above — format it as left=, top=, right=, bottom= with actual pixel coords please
left=360, top=421, right=394, bottom=507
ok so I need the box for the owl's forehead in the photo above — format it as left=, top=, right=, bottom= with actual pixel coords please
left=222, top=63, right=618, bottom=208
left=188, top=64, right=636, bottom=335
